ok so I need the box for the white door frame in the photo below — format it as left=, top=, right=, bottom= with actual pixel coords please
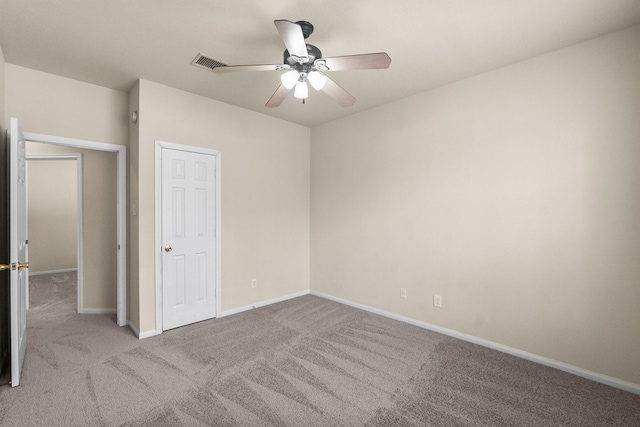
left=26, top=154, right=84, bottom=313
left=155, top=140, right=221, bottom=335
left=23, top=132, right=127, bottom=327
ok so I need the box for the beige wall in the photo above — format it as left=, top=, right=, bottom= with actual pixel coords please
left=27, top=158, right=78, bottom=272
left=4, top=65, right=128, bottom=144
left=311, top=25, right=640, bottom=386
left=132, top=80, right=310, bottom=334
left=5, top=65, right=127, bottom=311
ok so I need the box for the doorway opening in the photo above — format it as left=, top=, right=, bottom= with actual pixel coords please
left=23, top=131, right=127, bottom=326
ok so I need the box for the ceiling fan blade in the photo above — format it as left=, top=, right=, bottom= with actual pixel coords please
left=265, top=84, right=291, bottom=108
left=274, top=20, right=309, bottom=62
left=316, top=53, right=391, bottom=71
left=322, top=76, right=356, bottom=107
left=214, top=64, right=287, bottom=73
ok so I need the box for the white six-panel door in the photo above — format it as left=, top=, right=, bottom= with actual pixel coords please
left=9, top=118, right=29, bottom=387
left=161, top=147, right=217, bottom=330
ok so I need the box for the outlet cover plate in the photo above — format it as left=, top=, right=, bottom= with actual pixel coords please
left=433, top=294, right=442, bottom=308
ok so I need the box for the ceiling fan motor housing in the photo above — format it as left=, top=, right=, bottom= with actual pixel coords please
left=283, top=44, right=322, bottom=67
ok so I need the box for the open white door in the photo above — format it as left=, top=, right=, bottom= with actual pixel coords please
left=9, top=118, right=29, bottom=387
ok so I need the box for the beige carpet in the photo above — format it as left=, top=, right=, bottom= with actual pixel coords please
left=0, top=272, right=639, bottom=426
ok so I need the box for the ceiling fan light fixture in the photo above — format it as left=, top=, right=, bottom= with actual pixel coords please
left=280, top=70, right=299, bottom=89
left=294, top=80, right=308, bottom=99
left=308, top=71, right=327, bottom=90
left=216, top=19, right=391, bottom=108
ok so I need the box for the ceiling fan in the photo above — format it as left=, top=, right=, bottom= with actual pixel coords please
left=214, top=20, right=391, bottom=108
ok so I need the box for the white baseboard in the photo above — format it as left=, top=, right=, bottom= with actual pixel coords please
left=147, top=290, right=311, bottom=338
left=219, top=290, right=311, bottom=318
left=29, top=268, right=78, bottom=276
left=310, top=290, right=640, bottom=395
left=138, top=329, right=158, bottom=339
left=82, top=308, right=116, bottom=315
left=128, top=320, right=159, bottom=339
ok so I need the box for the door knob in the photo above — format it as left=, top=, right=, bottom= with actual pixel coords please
left=0, top=262, right=28, bottom=271
left=164, top=246, right=172, bottom=252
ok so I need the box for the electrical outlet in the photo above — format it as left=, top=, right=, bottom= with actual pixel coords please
left=251, top=279, right=257, bottom=288
left=433, top=294, right=442, bottom=308
left=400, top=288, right=407, bottom=299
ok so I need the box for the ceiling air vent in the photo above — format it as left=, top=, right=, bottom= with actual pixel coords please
left=191, top=53, right=227, bottom=71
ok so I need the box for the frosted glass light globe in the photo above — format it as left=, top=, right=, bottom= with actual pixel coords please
left=280, top=70, right=299, bottom=89
left=294, top=81, right=308, bottom=99
left=308, top=71, right=327, bottom=90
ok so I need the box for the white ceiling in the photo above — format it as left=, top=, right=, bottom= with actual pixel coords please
left=2, top=0, right=640, bottom=127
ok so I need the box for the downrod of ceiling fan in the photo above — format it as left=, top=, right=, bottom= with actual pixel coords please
left=295, top=21, right=314, bottom=39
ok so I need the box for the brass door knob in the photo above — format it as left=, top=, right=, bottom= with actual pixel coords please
left=164, top=246, right=172, bottom=252
left=17, top=262, right=29, bottom=270
left=0, top=263, right=9, bottom=271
